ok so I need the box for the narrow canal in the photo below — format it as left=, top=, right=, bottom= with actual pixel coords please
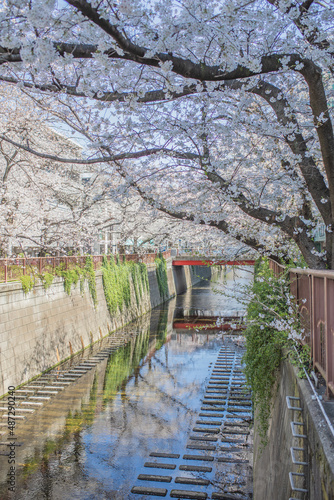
left=0, top=267, right=253, bottom=500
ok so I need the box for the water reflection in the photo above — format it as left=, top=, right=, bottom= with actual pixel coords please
left=0, top=269, right=252, bottom=499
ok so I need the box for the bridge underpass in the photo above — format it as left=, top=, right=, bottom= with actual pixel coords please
left=172, top=259, right=250, bottom=332
left=172, top=258, right=255, bottom=267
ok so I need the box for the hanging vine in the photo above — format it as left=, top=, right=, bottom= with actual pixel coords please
left=102, top=256, right=149, bottom=317
left=84, top=256, right=98, bottom=307
left=242, top=258, right=309, bottom=447
left=55, top=258, right=97, bottom=307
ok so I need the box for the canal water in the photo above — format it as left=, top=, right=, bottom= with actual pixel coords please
left=0, top=267, right=253, bottom=500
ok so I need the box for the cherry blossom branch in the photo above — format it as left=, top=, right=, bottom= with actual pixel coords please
left=0, top=134, right=199, bottom=164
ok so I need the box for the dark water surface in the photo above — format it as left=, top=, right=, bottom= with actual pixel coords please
left=0, top=267, right=252, bottom=499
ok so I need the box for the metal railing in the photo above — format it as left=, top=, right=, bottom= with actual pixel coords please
left=270, top=260, right=334, bottom=397
left=0, top=249, right=172, bottom=283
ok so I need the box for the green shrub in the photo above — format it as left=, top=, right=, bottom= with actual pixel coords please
left=20, top=275, right=34, bottom=293
left=55, top=262, right=66, bottom=275
left=40, top=272, right=54, bottom=290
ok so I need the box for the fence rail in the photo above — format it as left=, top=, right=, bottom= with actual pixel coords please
left=270, top=260, right=334, bottom=398
left=0, top=250, right=172, bottom=284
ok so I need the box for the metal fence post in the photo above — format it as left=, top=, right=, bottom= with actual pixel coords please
left=311, top=275, right=315, bottom=369
left=325, top=277, right=329, bottom=399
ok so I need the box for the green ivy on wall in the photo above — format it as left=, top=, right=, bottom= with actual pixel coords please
left=242, top=258, right=309, bottom=447
left=55, top=258, right=98, bottom=307
left=85, top=256, right=98, bottom=307
left=57, top=268, right=81, bottom=295
left=40, top=272, right=54, bottom=290
left=101, top=256, right=149, bottom=317
left=155, top=254, right=168, bottom=299
left=18, top=254, right=150, bottom=314
left=139, top=262, right=149, bottom=293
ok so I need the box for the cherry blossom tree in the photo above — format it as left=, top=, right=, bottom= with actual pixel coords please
left=0, top=0, right=333, bottom=267
left=0, top=85, right=112, bottom=255
left=0, top=85, right=223, bottom=257
left=110, top=197, right=246, bottom=256
left=93, top=194, right=233, bottom=255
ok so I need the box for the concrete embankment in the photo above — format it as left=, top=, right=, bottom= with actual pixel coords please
left=253, top=357, right=334, bottom=499
left=0, top=259, right=212, bottom=396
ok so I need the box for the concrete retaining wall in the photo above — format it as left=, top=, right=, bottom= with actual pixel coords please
left=254, top=357, right=334, bottom=499
left=0, top=260, right=206, bottom=396
left=172, top=264, right=213, bottom=294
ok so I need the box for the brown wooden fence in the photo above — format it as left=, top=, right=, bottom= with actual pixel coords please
left=270, top=260, right=334, bottom=398
left=0, top=250, right=172, bottom=284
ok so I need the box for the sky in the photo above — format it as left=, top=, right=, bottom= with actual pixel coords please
left=57, top=0, right=69, bottom=7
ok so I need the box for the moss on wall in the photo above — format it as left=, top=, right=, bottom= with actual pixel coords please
left=155, top=254, right=168, bottom=299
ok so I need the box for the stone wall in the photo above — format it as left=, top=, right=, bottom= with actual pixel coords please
left=147, top=259, right=177, bottom=308
left=0, top=260, right=205, bottom=396
left=254, top=357, right=334, bottom=499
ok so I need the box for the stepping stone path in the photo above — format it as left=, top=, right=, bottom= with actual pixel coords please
left=131, top=344, right=253, bottom=499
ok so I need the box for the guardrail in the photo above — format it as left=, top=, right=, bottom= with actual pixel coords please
left=269, top=260, right=334, bottom=398
left=0, top=249, right=172, bottom=283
